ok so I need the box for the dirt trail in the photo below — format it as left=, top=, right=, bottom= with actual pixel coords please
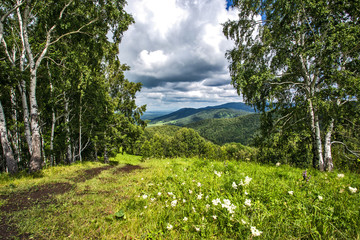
left=0, top=164, right=143, bottom=239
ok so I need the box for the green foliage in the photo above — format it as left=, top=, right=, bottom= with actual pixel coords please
left=186, top=114, right=260, bottom=145
left=224, top=0, right=360, bottom=170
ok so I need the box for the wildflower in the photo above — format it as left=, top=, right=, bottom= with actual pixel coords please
left=206, top=204, right=210, bottom=210
left=184, top=168, right=187, bottom=171
left=171, top=200, right=177, bottom=207
left=276, top=162, right=281, bottom=167
left=142, top=194, right=148, bottom=199
left=244, top=176, right=252, bottom=185
left=222, top=199, right=236, bottom=213
left=197, top=193, right=203, bottom=200
left=349, top=186, right=358, bottom=193
left=192, top=207, right=196, bottom=213
left=150, top=198, right=156, bottom=202
left=232, top=182, right=238, bottom=189
left=212, top=198, right=221, bottom=206
left=318, top=196, right=323, bottom=201
left=205, top=195, right=209, bottom=200
left=339, top=188, right=344, bottom=193
left=244, top=199, right=251, bottom=207
left=212, top=215, right=217, bottom=220
left=182, top=182, right=185, bottom=185
left=141, top=178, right=144, bottom=180
left=197, top=182, right=202, bottom=187
left=183, top=217, right=188, bottom=221
left=241, top=219, right=247, bottom=224
left=245, top=191, right=249, bottom=195
left=288, top=191, right=294, bottom=195
left=144, top=206, right=147, bottom=209
left=183, top=199, right=186, bottom=203
left=214, top=170, right=222, bottom=177
left=189, top=189, right=193, bottom=194
left=250, top=226, right=262, bottom=237
left=194, top=226, right=200, bottom=232
left=167, top=223, right=173, bottom=230
left=168, top=192, right=174, bottom=196
left=157, top=192, right=161, bottom=196
left=192, top=180, right=196, bottom=182
left=337, top=173, right=344, bottom=178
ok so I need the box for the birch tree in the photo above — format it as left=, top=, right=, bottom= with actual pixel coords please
left=224, top=0, right=360, bottom=171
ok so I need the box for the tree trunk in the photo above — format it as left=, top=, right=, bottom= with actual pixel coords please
left=29, top=70, right=42, bottom=172
left=0, top=101, right=18, bottom=174
left=65, top=97, right=72, bottom=164
left=308, top=99, right=324, bottom=171
left=324, top=119, right=334, bottom=171
left=10, top=88, right=21, bottom=163
left=79, top=103, right=82, bottom=162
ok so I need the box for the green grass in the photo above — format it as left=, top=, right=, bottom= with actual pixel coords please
left=1, top=155, right=359, bottom=239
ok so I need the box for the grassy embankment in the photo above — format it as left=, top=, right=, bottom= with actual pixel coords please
left=0, top=154, right=359, bottom=239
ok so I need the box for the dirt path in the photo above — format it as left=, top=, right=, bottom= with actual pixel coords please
left=0, top=164, right=143, bottom=239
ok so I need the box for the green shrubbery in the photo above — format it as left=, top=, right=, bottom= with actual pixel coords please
left=129, top=127, right=258, bottom=161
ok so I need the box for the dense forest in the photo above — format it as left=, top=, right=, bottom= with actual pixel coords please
left=0, top=0, right=146, bottom=173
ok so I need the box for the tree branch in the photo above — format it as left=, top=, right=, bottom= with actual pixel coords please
left=331, top=141, right=360, bottom=158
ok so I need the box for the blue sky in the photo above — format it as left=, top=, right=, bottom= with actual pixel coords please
left=119, top=0, right=241, bottom=111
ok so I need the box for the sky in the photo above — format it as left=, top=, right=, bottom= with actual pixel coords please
left=119, top=0, right=241, bottom=112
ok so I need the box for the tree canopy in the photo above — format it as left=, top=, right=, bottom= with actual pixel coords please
left=223, top=0, right=360, bottom=171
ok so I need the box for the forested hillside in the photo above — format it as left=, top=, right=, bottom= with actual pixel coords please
left=185, top=114, right=260, bottom=145
left=149, top=102, right=254, bottom=126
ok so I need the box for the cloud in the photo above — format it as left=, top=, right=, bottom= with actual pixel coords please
left=119, top=0, right=240, bottom=111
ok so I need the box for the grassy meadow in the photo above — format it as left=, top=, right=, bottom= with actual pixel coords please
left=0, top=154, right=359, bottom=239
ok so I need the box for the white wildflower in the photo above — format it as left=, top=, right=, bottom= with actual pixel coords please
left=337, top=173, right=344, bottom=178
left=232, top=182, right=238, bottom=189
left=212, top=215, right=217, bottom=220
left=244, top=176, right=252, bottom=185
left=192, top=207, right=196, bottom=213
left=189, top=189, right=193, bottom=194
left=245, top=191, right=249, bottom=195
left=157, top=192, right=161, bottom=196
left=244, top=199, right=251, bottom=207
left=183, top=199, right=186, bottom=203
left=288, top=191, right=294, bottom=195
left=222, top=199, right=237, bottom=214
left=250, top=226, right=262, bottom=237
left=197, top=193, right=203, bottom=200
left=168, top=192, right=174, bottom=196
left=205, top=195, right=209, bottom=200
left=141, top=178, right=144, bottom=180
left=276, top=162, right=281, bottom=167
left=212, top=198, right=221, bottom=206
left=182, top=182, right=185, bottom=185
left=144, top=206, right=147, bottom=209
left=194, top=226, right=200, bottom=232
left=197, top=182, right=202, bottom=187
left=167, top=223, right=173, bottom=230
left=183, top=217, right=188, bottom=222
left=184, top=168, right=187, bottom=171
left=318, top=196, right=323, bottom=201
left=349, top=186, right=358, bottom=193
left=142, top=194, right=148, bottom=199
left=241, top=219, right=247, bottom=224
left=150, top=198, right=156, bottom=202
left=214, top=170, right=222, bottom=177
left=171, top=200, right=177, bottom=207
left=206, top=204, right=210, bottom=210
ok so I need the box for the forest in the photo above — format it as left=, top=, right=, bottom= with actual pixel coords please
left=1, top=0, right=146, bottom=174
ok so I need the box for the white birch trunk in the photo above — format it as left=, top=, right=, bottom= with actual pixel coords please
left=308, top=99, right=324, bottom=171
left=10, top=88, right=21, bottom=163
left=0, top=101, right=18, bottom=174
left=324, top=119, right=334, bottom=171
left=65, top=97, right=72, bottom=164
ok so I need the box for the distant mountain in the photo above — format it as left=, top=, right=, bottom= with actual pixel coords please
left=185, top=114, right=260, bottom=145
left=149, top=102, right=255, bottom=126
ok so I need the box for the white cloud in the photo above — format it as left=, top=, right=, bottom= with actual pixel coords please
left=119, top=0, right=241, bottom=111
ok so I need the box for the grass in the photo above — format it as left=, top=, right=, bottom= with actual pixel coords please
left=0, top=154, right=359, bottom=239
